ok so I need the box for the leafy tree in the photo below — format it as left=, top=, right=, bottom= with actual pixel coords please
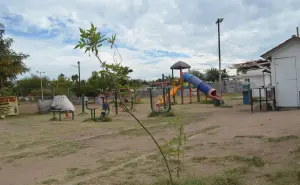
left=0, top=23, right=30, bottom=88
left=190, top=69, right=206, bottom=81
left=17, top=74, right=51, bottom=96
left=205, top=68, right=229, bottom=82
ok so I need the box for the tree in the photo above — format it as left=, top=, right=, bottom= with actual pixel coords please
left=205, top=68, right=229, bottom=82
left=190, top=69, right=206, bottom=80
left=0, top=23, right=29, bottom=88
left=17, top=74, right=51, bottom=96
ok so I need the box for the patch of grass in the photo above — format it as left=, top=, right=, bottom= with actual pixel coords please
left=192, top=155, right=264, bottom=167
left=211, top=173, right=241, bottom=185
left=192, top=156, right=208, bottom=162
left=5, top=151, right=32, bottom=163
left=150, top=178, right=207, bottom=185
left=200, top=100, right=214, bottom=104
left=148, top=111, right=176, bottom=117
left=83, top=116, right=112, bottom=122
left=225, top=166, right=250, bottom=175
left=65, top=168, right=92, bottom=179
left=200, top=125, right=220, bottom=133
left=267, top=135, right=298, bottom=143
left=264, top=169, right=300, bottom=185
left=234, top=135, right=264, bottom=139
left=39, top=178, right=60, bottom=185
left=74, top=182, right=87, bottom=185
left=36, top=141, right=87, bottom=158
left=223, top=155, right=264, bottom=167
left=163, top=111, right=176, bottom=117
left=148, top=112, right=161, bottom=117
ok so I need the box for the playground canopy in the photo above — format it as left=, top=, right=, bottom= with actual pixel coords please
left=170, top=61, right=191, bottom=70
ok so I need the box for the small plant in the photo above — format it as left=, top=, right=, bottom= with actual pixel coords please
left=267, top=135, right=298, bottom=143
left=161, top=124, right=187, bottom=178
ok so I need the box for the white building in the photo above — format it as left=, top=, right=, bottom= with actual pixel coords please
left=261, top=36, right=300, bottom=107
left=238, top=69, right=271, bottom=97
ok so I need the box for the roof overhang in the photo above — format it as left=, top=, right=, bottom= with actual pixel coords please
left=230, top=59, right=271, bottom=72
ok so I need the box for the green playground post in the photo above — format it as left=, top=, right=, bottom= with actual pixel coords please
left=81, top=94, right=84, bottom=113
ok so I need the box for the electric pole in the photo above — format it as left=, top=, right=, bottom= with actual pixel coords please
left=78, top=61, right=81, bottom=94
left=36, top=71, right=45, bottom=100
left=71, top=61, right=81, bottom=94
left=216, top=18, right=224, bottom=97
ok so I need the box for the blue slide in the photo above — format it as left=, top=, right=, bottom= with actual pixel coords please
left=183, top=73, right=220, bottom=100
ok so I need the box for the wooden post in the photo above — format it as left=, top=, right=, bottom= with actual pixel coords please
left=180, top=67, right=184, bottom=104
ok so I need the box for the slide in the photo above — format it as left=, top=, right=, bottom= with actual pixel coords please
left=183, top=73, right=220, bottom=100
left=170, top=85, right=181, bottom=97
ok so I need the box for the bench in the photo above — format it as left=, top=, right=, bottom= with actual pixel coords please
left=85, top=101, right=98, bottom=119
left=49, top=110, right=74, bottom=121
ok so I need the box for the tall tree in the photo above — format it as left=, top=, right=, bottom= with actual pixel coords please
left=0, top=23, right=29, bottom=88
left=205, top=68, right=229, bottom=82
left=190, top=69, right=206, bottom=80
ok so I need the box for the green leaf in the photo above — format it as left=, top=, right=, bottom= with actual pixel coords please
left=79, top=28, right=84, bottom=34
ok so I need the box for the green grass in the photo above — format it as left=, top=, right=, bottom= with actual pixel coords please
left=65, top=168, right=92, bottom=179
left=39, top=178, right=60, bottom=185
left=36, top=141, right=87, bottom=158
left=267, top=135, right=298, bottom=143
left=200, top=126, right=220, bottom=133
left=4, top=141, right=87, bottom=162
left=234, top=135, right=298, bottom=143
left=148, top=111, right=176, bottom=117
left=264, top=169, right=300, bottom=185
left=199, top=100, right=214, bottom=104
left=192, top=155, right=264, bottom=167
left=234, top=135, right=264, bottom=139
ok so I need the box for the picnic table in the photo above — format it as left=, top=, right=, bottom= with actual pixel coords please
left=49, top=109, right=74, bottom=121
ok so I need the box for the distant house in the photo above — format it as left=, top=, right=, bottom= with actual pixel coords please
left=237, top=69, right=271, bottom=97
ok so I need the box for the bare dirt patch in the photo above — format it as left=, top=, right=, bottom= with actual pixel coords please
left=1, top=98, right=300, bottom=185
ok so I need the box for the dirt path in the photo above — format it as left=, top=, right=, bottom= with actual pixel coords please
left=2, top=103, right=300, bottom=185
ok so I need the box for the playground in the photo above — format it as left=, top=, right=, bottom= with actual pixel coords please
left=1, top=95, right=300, bottom=185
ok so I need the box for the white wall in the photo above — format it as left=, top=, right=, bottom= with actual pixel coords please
left=270, top=40, right=300, bottom=106
left=239, top=70, right=271, bottom=97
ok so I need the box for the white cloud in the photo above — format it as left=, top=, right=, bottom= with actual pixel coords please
left=2, top=0, right=300, bottom=80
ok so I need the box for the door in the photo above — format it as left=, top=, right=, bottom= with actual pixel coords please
left=274, top=57, right=298, bottom=107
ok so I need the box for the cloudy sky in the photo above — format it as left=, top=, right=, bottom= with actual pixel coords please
left=1, top=0, right=300, bottom=80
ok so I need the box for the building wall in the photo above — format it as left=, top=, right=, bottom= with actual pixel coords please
left=270, top=40, right=300, bottom=106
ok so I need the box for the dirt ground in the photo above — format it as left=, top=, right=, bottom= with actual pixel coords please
left=1, top=95, right=300, bottom=185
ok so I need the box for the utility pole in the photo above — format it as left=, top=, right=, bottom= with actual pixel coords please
left=216, top=18, right=224, bottom=98
left=36, top=71, right=45, bottom=100
left=78, top=61, right=81, bottom=94
left=297, top=27, right=299, bottom=37
left=71, top=61, right=81, bottom=94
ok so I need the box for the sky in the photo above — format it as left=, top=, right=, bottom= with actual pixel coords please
left=1, top=0, right=300, bottom=80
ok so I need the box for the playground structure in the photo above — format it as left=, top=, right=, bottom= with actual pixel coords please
left=171, top=61, right=220, bottom=104
left=148, top=61, right=221, bottom=113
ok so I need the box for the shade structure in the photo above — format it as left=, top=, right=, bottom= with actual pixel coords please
left=170, top=61, right=191, bottom=70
